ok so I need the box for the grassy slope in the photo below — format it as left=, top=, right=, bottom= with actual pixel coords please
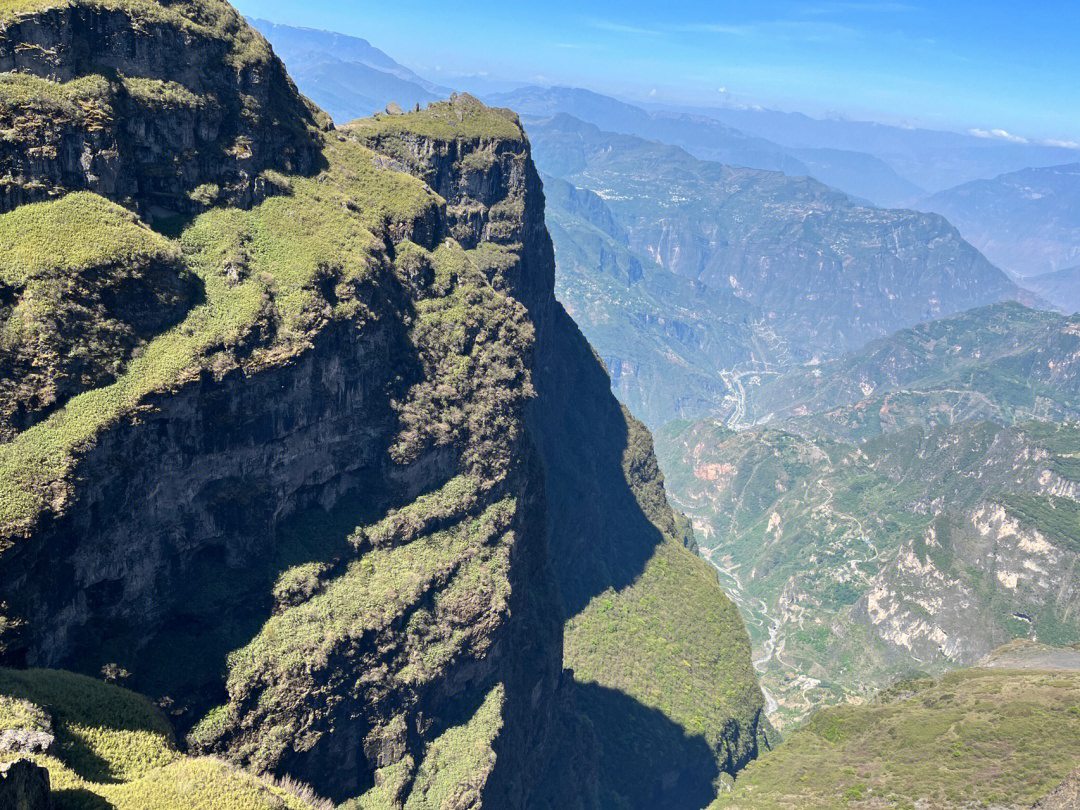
left=0, top=668, right=319, bottom=810
left=714, top=668, right=1080, bottom=810
left=0, top=136, right=432, bottom=535
left=0, top=0, right=276, bottom=70
left=657, top=413, right=1080, bottom=729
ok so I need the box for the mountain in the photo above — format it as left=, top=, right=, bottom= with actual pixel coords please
left=742, top=302, right=1080, bottom=435
left=528, top=113, right=1028, bottom=427
left=715, top=661, right=1080, bottom=809
left=0, top=3, right=765, bottom=809
left=489, top=86, right=809, bottom=176
left=1026, top=265, right=1080, bottom=314
left=918, top=163, right=1080, bottom=278
left=542, top=172, right=793, bottom=428
left=250, top=19, right=453, bottom=123
left=787, top=147, right=926, bottom=208
left=677, top=103, right=1080, bottom=193
left=494, top=87, right=933, bottom=208
left=655, top=303, right=1080, bottom=729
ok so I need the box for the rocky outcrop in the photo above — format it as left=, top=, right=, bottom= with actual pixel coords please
left=853, top=501, right=1080, bottom=667
left=0, top=760, right=50, bottom=810
left=1035, top=767, right=1080, bottom=810
left=0, top=0, right=329, bottom=216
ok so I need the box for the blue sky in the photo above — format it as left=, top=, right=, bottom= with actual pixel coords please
left=233, top=0, right=1080, bottom=144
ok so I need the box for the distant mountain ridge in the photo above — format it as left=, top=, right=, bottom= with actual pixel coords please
left=250, top=18, right=453, bottom=123
left=488, top=85, right=809, bottom=176
left=490, top=86, right=930, bottom=207
left=1026, top=265, right=1080, bottom=314
left=918, top=163, right=1080, bottom=278
left=669, top=102, right=1080, bottom=193
left=527, top=112, right=1030, bottom=426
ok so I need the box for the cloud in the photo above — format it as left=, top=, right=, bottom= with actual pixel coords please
left=648, top=88, right=658, bottom=97
left=669, top=22, right=751, bottom=36
left=586, top=19, right=661, bottom=36
left=968, top=128, right=1029, bottom=144
left=1044, top=139, right=1080, bottom=150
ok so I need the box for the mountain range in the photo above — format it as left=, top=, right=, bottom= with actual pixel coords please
left=0, top=4, right=764, bottom=808
left=918, top=163, right=1080, bottom=280
left=673, top=102, right=1080, bottom=195
left=490, top=86, right=926, bottom=208
left=528, top=112, right=1031, bottom=427
left=248, top=18, right=453, bottom=124
left=3, top=7, right=1080, bottom=810
left=656, top=302, right=1080, bottom=727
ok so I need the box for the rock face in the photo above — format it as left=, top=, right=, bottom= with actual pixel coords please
left=0, top=4, right=763, bottom=808
left=1035, top=767, right=1080, bottom=810
left=853, top=501, right=1080, bottom=667
left=0, top=760, right=50, bottom=810
left=0, top=0, right=328, bottom=216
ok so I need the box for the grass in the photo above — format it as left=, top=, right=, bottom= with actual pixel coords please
left=345, top=95, right=523, bottom=143
left=192, top=483, right=516, bottom=774
left=714, top=668, right=1080, bottom=809
left=0, top=192, right=178, bottom=284
left=0, top=668, right=321, bottom=809
left=349, top=685, right=505, bottom=810
left=120, top=77, right=205, bottom=109
left=0, top=136, right=440, bottom=534
left=0, top=0, right=276, bottom=71
left=0, top=72, right=112, bottom=119
left=566, top=539, right=763, bottom=771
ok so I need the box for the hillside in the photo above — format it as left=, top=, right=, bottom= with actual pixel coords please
left=542, top=173, right=788, bottom=427
left=0, top=3, right=764, bottom=808
left=1026, top=265, right=1080, bottom=314
left=528, top=113, right=1027, bottom=427
left=919, top=163, right=1080, bottom=278
left=250, top=19, right=453, bottom=124
left=0, top=668, right=325, bottom=809
left=657, top=305, right=1080, bottom=729
left=714, top=666, right=1080, bottom=810
left=742, top=302, right=1080, bottom=435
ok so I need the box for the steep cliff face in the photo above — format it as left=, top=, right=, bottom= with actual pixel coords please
left=0, top=0, right=328, bottom=216
left=0, top=4, right=764, bottom=808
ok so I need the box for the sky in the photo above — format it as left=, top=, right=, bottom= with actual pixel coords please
left=232, top=0, right=1080, bottom=144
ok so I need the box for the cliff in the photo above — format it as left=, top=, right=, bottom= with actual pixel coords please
left=0, top=4, right=764, bottom=808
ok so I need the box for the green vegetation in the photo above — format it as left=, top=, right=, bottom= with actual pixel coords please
left=0, top=193, right=178, bottom=283
left=567, top=540, right=762, bottom=784
left=714, top=668, right=1080, bottom=809
left=120, top=76, right=205, bottom=109
left=0, top=136, right=440, bottom=533
left=0, top=192, right=195, bottom=440
left=0, top=0, right=276, bottom=71
left=657, top=411, right=1080, bottom=729
left=998, top=493, right=1080, bottom=553
left=346, top=95, right=523, bottom=144
left=0, top=71, right=112, bottom=121
left=0, top=668, right=319, bottom=809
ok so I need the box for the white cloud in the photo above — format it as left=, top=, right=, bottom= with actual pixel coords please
left=648, top=88, right=658, bottom=97
left=587, top=19, right=661, bottom=35
left=968, top=128, right=1029, bottom=144
left=1044, top=139, right=1080, bottom=150
left=670, top=22, right=751, bottom=36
